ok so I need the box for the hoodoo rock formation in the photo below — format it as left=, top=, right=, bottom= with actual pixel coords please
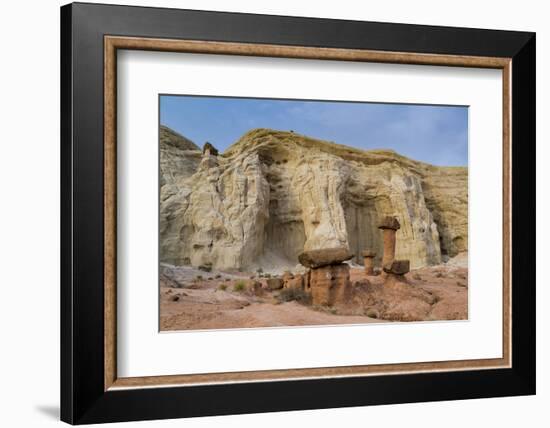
left=300, top=248, right=353, bottom=307
left=383, top=259, right=411, bottom=290
left=378, top=216, right=401, bottom=268
left=160, top=127, right=468, bottom=271
left=362, top=250, right=376, bottom=275
left=310, top=264, right=352, bottom=307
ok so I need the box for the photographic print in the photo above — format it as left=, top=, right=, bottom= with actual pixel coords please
left=61, top=7, right=534, bottom=421
left=159, top=95, right=468, bottom=331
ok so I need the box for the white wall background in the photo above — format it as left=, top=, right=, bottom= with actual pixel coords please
left=0, top=0, right=545, bottom=427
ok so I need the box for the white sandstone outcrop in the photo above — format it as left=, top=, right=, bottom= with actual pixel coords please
left=160, top=128, right=468, bottom=270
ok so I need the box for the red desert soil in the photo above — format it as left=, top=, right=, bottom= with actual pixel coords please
left=160, top=253, right=468, bottom=331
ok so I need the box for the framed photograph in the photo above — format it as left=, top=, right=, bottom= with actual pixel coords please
left=61, top=2, right=535, bottom=424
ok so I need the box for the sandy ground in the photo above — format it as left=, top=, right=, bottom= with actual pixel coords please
left=160, top=254, right=468, bottom=331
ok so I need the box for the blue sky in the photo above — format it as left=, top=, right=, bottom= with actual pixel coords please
left=160, top=95, right=468, bottom=166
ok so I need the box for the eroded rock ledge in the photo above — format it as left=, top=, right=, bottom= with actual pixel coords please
left=160, top=127, right=468, bottom=271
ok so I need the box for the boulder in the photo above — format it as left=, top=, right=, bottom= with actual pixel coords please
left=284, top=273, right=304, bottom=290
left=383, top=260, right=410, bottom=275
left=298, top=247, right=353, bottom=269
left=245, top=280, right=263, bottom=294
left=266, top=278, right=284, bottom=290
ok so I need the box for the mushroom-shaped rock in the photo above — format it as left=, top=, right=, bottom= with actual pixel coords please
left=202, top=142, right=219, bottom=156
left=298, top=247, right=353, bottom=269
left=383, top=260, right=410, bottom=275
left=309, top=264, right=352, bottom=306
left=378, top=216, right=401, bottom=230
left=362, top=249, right=376, bottom=275
left=378, top=217, right=400, bottom=267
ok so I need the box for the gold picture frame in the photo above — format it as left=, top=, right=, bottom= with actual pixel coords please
left=103, top=36, right=512, bottom=391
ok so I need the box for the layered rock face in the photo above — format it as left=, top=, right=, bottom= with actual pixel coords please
left=422, top=170, right=469, bottom=257
left=160, top=125, right=202, bottom=185
left=160, top=127, right=468, bottom=270
left=159, top=126, right=203, bottom=264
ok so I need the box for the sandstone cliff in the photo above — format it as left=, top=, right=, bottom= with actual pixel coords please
left=160, top=127, right=468, bottom=270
